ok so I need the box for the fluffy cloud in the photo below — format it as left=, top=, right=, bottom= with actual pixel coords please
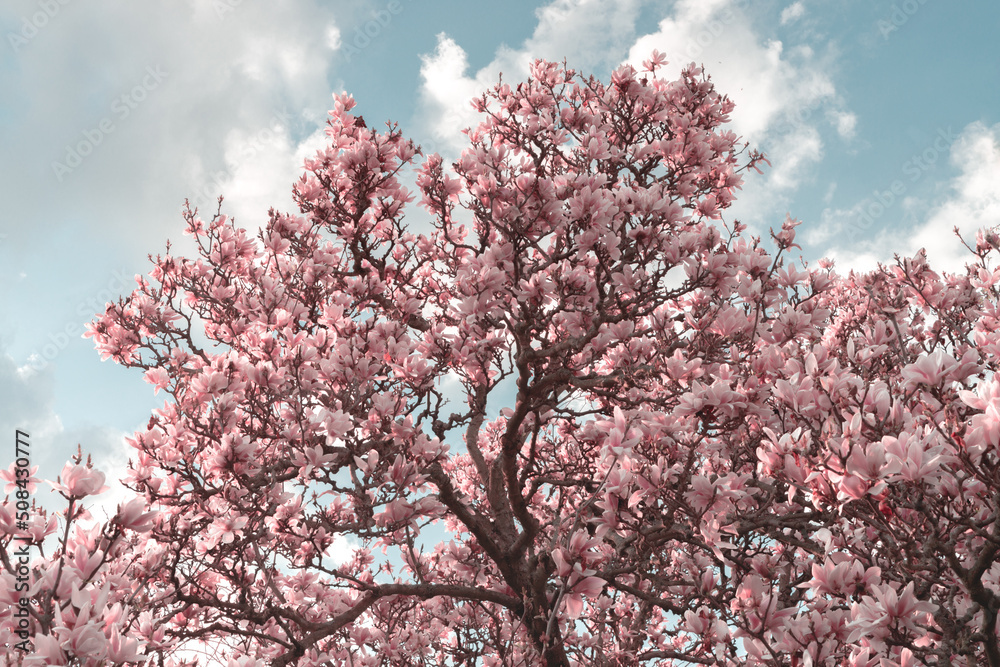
left=415, top=0, right=642, bottom=159
left=780, top=2, right=806, bottom=25
left=907, top=122, right=1000, bottom=271
left=189, top=119, right=331, bottom=230
left=414, top=35, right=486, bottom=160
left=822, top=122, right=1000, bottom=273
left=627, top=2, right=839, bottom=143
left=0, top=0, right=344, bottom=256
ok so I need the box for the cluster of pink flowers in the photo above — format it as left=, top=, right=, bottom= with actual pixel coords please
left=4, top=53, right=1000, bottom=665
left=2, top=455, right=154, bottom=666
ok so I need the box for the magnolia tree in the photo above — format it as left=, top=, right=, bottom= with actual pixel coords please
left=6, top=53, right=1000, bottom=666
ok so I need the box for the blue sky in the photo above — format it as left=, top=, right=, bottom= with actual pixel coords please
left=1, top=0, right=998, bottom=516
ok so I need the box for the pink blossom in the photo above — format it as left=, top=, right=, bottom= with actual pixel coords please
left=208, top=515, right=248, bottom=545
left=806, top=559, right=881, bottom=597
left=55, top=53, right=1000, bottom=665
left=143, top=366, right=171, bottom=394
left=116, top=497, right=157, bottom=532
left=900, top=350, right=958, bottom=390
left=2, top=461, right=39, bottom=494
left=960, top=377, right=1000, bottom=455
left=852, top=582, right=938, bottom=639
left=684, top=475, right=717, bottom=512
left=50, top=463, right=108, bottom=498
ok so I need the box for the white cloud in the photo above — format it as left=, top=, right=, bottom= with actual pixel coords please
left=781, top=2, right=806, bottom=25
left=626, top=4, right=838, bottom=144
left=414, top=0, right=642, bottom=159
left=415, top=35, right=487, bottom=159
left=823, top=182, right=837, bottom=204
left=325, top=24, right=343, bottom=51
left=0, top=0, right=350, bottom=392
left=0, top=0, right=345, bottom=257
left=804, top=200, right=863, bottom=251
left=765, top=125, right=823, bottom=191
left=897, top=122, right=1000, bottom=272
left=527, top=0, right=642, bottom=72
left=191, top=117, right=331, bottom=229
left=0, top=353, right=63, bottom=453
left=820, top=122, right=1000, bottom=274
left=832, top=110, right=857, bottom=139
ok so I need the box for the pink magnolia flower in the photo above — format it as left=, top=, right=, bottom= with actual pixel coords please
left=563, top=576, right=605, bottom=619
left=806, top=559, right=881, bottom=597
left=2, top=461, right=39, bottom=494
left=59, top=621, right=108, bottom=661
left=209, top=515, right=248, bottom=545
left=882, top=433, right=944, bottom=483
left=960, top=377, right=1000, bottom=455
left=116, top=497, right=157, bottom=532
left=25, top=633, right=67, bottom=665
left=852, top=582, right=937, bottom=639
left=50, top=463, right=108, bottom=498
left=684, top=475, right=717, bottom=512
left=848, top=647, right=879, bottom=667
left=900, top=350, right=958, bottom=390
left=107, top=624, right=145, bottom=663
left=641, top=49, right=667, bottom=72
left=143, top=366, right=171, bottom=394
left=847, top=442, right=901, bottom=482
left=0, top=502, right=14, bottom=536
